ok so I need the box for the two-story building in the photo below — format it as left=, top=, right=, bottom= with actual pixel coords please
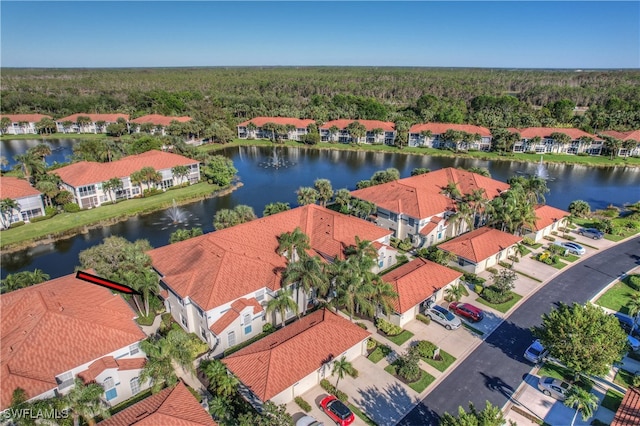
left=0, top=274, right=149, bottom=411
left=0, top=176, right=45, bottom=228
left=237, top=117, right=315, bottom=141
left=53, top=150, right=200, bottom=209
left=0, top=114, right=53, bottom=135
left=148, top=204, right=396, bottom=357
left=130, top=114, right=193, bottom=136
left=320, top=119, right=396, bottom=145
left=512, top=127, right=603, bottom=154
left=408, top=123, right=492, bottom=151
left=600, top=130, right=640, bottom=157
left=56, top=113, right=130, bottom=134
left=350, top=167, right=510, bottom=246
left=524, top=205, right=570, bottom=242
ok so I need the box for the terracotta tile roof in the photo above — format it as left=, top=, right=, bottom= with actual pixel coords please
left=0, top=274, right=146, bottom=410
left=601, top=130, right=640, bottom=142
left=438, top=227, right=522, bottom=263
left=77, top=356, right=118, bottom=383
left=320, top=119, right=395, bottom=132
left=54, top=150, right=197, bottom=187
left=612, top=386, right=640, bottom=426
left=115, top=357, right=147, bottom=371
left=238, top=117, right=315, bottom=128
left=0, top=176, right=42, bottom=199
left=150, top=205, right=391, bottom=311
left=223, top=309, right=369, bottom=402
left=381, top=259, right=462, bottom=313
left=98, top=381, right=216, bottom=426
left=210, top=298, right=264, bottom=335
left=0, top=114, right=52, bottom=123
left=516, top=127, right=597, bottom=140
left=532, top=205, right=569, bottom=231
left=56, top=113, right=129, bottom=123
left=409, top=123, right=491, bottom=137
left=131, top=114, right=192, bottom=126
left=351, top=167, right=509, bottom=219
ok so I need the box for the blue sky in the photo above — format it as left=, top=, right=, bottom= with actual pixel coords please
left=1, top=1, right=638, bottom=68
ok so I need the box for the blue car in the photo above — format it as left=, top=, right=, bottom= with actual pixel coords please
left=579, top=227, right=604, bottom=239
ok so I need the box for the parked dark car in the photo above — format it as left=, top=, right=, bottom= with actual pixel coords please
left=614, top=312, right=640, bottom=338
left=448, top=302, right=484, bottom=322
left=320, top=395, right=354, bottom=426
left=579, top=227, right=604, bottom=239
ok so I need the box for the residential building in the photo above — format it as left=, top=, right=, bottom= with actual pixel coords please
left=438, top=227, right=523, bottom=274
left=350, top=167, right=510, bottom=245
left=320, top=119, right=396, bottom=145
left=380, top=258, right=462, bottom=327
left=0, top=274, right=148, bottom=411
left=524, top=205, right=570, bottom=242
left=55, top=113, right=130, bottom=134
left=600, top=130, right=640, bottom=157
left=408, top=123, right=492, bottom=151
left=512, top=127, right=603, bottom=155
left=0, top=176, right=45, bottom=228
left=0, top=114, right=53, bottom=135
left=54, top=150, right=200, bottom=208
left=148, top=204, right=395, bottom=357
left=222, top=308, right=370, bottom=405
left=130, top=114, right=193, bottom=136
left=611, top=386, right=640, bottom=426
left=236, top=117, right=315, bottom=141
left=98, top=381, right=216, bottom=426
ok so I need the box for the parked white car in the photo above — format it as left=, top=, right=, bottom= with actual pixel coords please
left=553, top=241, right=586, bottom=256
left=425, top=305, right=462, bottom=330
left=524, top=340, right=549, bottom=364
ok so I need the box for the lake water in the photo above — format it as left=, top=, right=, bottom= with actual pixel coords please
left=1, top=138, right=75, bottom=170
left=1, top=144, right=639, bottom=280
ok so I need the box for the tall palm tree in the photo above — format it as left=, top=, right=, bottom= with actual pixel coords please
left=140, top=328, right=195, bottom=392
left=465, top=188, right=487, bottom=229
left=265, top=288, right=299, bottom=327
left=65, top=378, right=110, bottom=426
left=314, top=179, right=333, bottom=207
left=368, top=278, right=398, bottom=317
left=564, top=387, right=598, bottom=426
left=331, top=356, right=352, bottom=391
left=14, top=152, right=44, bottom=183
left=511, top=242, right=528, bottom=266
left=296, top=186, right=319, bottom=206
left=0, top=198, right=19, bottom=229
left=442, top=180, right=462, bottom=200
left=344, top=236, right=377, bottom=271
left=277, top=227, right=310, bottom=263
left=281, top=255, right=327, bottom=315
left=1, top=269, right=50, bottom=294
left=35, top=180, right=60, bottom=207
left=333, top=188, right=352, bottom=211
left=215, top=373, right=240, bottom=399
left=123, top=268, right=158, bottom=317
left=333, top=261, right=375, bottom=321
left=626, top=294, right=640, bottom=333
left=444, top=283, right=466, bottom=302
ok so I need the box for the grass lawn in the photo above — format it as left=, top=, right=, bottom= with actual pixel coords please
left=368, top=344, right=392, bottom=363
left=386, top=330, right=414, bottom=346
left=135, top=313, right=157, bottom=326
left=596, top=280, right=640, bottom=315
left=348, top=403, right=378, bottom=426
left=538, top=363, right=593, bottom=391
left=422, top=349, right=456, bottom=372
left=560, top=253, right=579, bottom=263
left=383, top=364, right=435, bottom=393
left=0, top=182, right=224, bottom=249
left=614, top=369, right=635, bottom=389
left=601, top=388, right=625, bottom=412
left=476, top=292, right=523, bottom=313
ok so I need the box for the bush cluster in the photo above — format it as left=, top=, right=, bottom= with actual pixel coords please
left=414, top=340, right=437, bottom=359
left=626, top=275, right=640, bottom=291
left=522, top=236, right=536, bottom=246
left=294, top=396, right=311, bottom=412
left=44, top=206, right=58, bottom=217
left=543, top=235, right=556, bottom=242
left=376, top=318, right=403, bottom=336
left=482, top=287, right=513, bottom=304
left=320, top=379, right=348, bottom=402
left=63, top=202, right=80, bottom=213
left=30, top=215, right=53, bottom=223
left=9, top=221, right=25, bottom=228
left=463, top=272, right=486, bottom=286
left=416, top=313, right=431, bottom=325
left=367, top=338, right=377, bottom=351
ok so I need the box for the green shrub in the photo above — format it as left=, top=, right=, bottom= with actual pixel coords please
left=522, top=236, right=536, bottom=246
left=551, top=231, right=558, bottom=236
left=30, top=215, right=53, bottom=223
left=348, top=366, right=359, bottom=379
left=398, top=238, right=413, bottom=251
left=9, top=221, right=25, bottom=228
left=320, top=379, right=348, bottom=402
left=626, top=275, right=640, bottom=291
left=414, top=340, right=437, bottom=358
left=416, top=313, right=431, bottom=325
left=44, top=206, right=58, bottom=216
left=474, top=284, right=485, bottom=294
left=367, top=338, right=377, bottom=351
left=543, top=235, right=555, bottom=242
left=142, top=188, right=163, bottom=197
left=376, top=318, right=403, bottom=336
left=263, top=323, right=275, bottom=333
left=499, top=261, right=512, bottom=269
left=548, top=244, right=565, bottom=254
left=463, top=272, right=486, bottom=286
left=482, top=287, right=513, bottom=304
left=355, top=322, right=368, bottom=330
left=486, top=267, right=498, bottom=274
left=295, top=396, right=311, bottom=412
left=63, top=202, right=80, bottom=213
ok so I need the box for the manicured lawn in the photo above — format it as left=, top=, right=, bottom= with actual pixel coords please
left=383, top=364, right=435, bottom=393
left=422, top=349, right=456, bottom=372
left=368, top=344, right=392, bottom=363
left=348, top=403, right=378, bottom=426
left=601, top=388, right=625, bottom=412
left=476, top=292, right=523, bottom=313
left=614, top=369, right=635, bottom=389
left=386, top=330, right=414, bottom=346
left=596, top=280, right=639, bottom=315
left=0, top=182, right=225, bottom=249
left=560, top=253, right=579, bottom=263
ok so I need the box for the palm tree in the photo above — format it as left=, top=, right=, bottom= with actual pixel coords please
left=215, top=373, right=240, bottom=399
left=368, top=278, right=398, bottom=317
left=123, top=268, right=158, bottom=317
left=296, top=186, right=319, bottom=206
left=442, top=181, right=462, bottom=200
left=568, top=200, right=591, bottom=218
left=564, top=387, right=598, bottom=426
left=314, top=179, right=333, bottom=207
left=333, top=188, right=352, bottom=211
left=172, top=165, right=190, bottom=185
left=1, top=269, right=50, bottom=294
left=65, top=378, right=110, bottom=426
left=201, top=359, right=227, bottom=389
left=138, top=166, right=162, bottom=191
left=465, top=188, right=487, bottom=229
left=14, top=152, right=44, bottom=183
left=331, top=356, right=352, bottom=391
left=344, top=236, right=377, bottom=271
left=281, top=255, right=327, bottom=315
left=36, top=180, right=60, bottom=207
left=0, top=198, right=19, bottom=229
left=333, top=261, right=375, bottom=321
left=277, top=227, right=310, bottom=263
left=102, top=177, right=123, bottom=203
left=444, top=283, right=466, bottom=303
left=328, top=125, right=339, bottom=142
left=346, top=121, right=366, bottom=145
left=265, top=288, right=299, bottom=327
left=29, top=143, right=51, bottom=164
left=511, top=242, right=528, bottom=266
left=626, top=294, right=640, bottom=334
left=76, top=116, right=93, bottom=133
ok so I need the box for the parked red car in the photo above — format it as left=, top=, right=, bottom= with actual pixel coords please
left=448, top=302, right=484, bottom=322
left=320, top=395, right=354, bottom=426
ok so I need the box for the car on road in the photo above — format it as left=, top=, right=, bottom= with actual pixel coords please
left=553, top=241, right=586, bottom=256
left=425, top=305, right=462, bottom=330
left=320, top=395, right=354, bottom=426
left=524, top=340, right=549, bottom=364
left=448, top=302, right=484, bottom=322
left=628, top=335, right=640, bottom=352
left=613, top=312, right=640, bottom=338
left=579, top=227, right=604, bottom=239
left=537, top=376, right=571, bottom=401
left=296, top=415, right=324, bottom=426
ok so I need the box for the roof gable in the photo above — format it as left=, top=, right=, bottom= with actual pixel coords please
left=130, top=114, right=192, bottom=126
left=237, top=117, right=315, bottom=128
left=56, top=113, right=129, bottom=123
left=320, top=119, right=395, bottom=132
left=517, top=127, right=597, bottom=140
left=0, top=176, right=42, bottom=199
left=438, top=227, right=522, bottom=263
left=532, top=205, right=570, bottom=231
left=409, top=123, right=491, bottom=137
left=0, top=114, right=52, bottom=123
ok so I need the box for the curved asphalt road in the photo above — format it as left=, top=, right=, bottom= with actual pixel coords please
left=398, top=236, right=640, bottom=426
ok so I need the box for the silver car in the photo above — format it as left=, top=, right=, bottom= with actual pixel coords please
left=537, top=376, right=571, bottom=401
left=425, top=305, right=462, bottom=330
left=296, top=415, right=323, bottom=426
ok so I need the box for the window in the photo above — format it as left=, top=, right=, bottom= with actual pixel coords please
left=243, top=313, right=251, bottom=325
left=180, top=313, right=188, bottom=328
left=228, top=331, right=236, bottom=346
left=129, top=343, right=140, bottom=355
left=255, top=289, right=265, bottom=302
left=57, top=372, right=74, bottom=389
left=130, top=377, right=140, bottom=395
left=201, top=327, right=207, bottom=340
left=244, top=325, right=252, bottom=335
left=78, top=185, right=96, bottom=197
left=103, top=377, right=117, bottom=401
left=408, top=217, right=415, bottom=227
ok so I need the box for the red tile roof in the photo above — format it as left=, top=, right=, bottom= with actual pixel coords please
left=77, top=356, right=147, bottom=384
left=611, top=386, right=640, bottom=426
left=321, top=119, right=395, bottom=132
left=0, top=274, right=146, bottom=410
left=209, top=298, right=263, bottom=335
left=409, top=123, right=491, bottom=137
left=223, top=309, right=369, bottom=402
left=516, top=127, right=597, bottom=140
left=600, top=130, right=640, bottom=142
left=0, top=176, right=42, bottom=199
left=98, top=381, right=217, bottom=426
left=419, top=217, right=443, bottom=236
left=0, top=114, right=52, bottom=123
left=131, top=114, right=192, bottom=126
left=351, top=167, right=510, bottom=219
left=381, top=259, right=462, bottom=313
left=150, top=205, right=391, bottom=311
left=56, top=113, right=129, bottom=123
left=438, top=227, right=522, bottom=263
left=238, top=117, right=315, bottom=128
left=532, top=205, right=569, bottom=231
left=54, top=150, right=197, bottom=187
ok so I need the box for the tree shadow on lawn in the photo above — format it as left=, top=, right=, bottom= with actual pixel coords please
left=355, top=382, right=419, bottom=426
left=484, top=319, right=536, bottom=363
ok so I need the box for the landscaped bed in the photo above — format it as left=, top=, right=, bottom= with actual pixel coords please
left=476, top=292, right=523, bottom=313
left=596, top=275, right=640, bottom=314
left=422, top=349, right=457, bottom=372
left=601, top=388, right=625, bottom=412
left=385, top=330, right=414, bottom=346
left=367, top=343, right=392, bottom=363
left=384, top=363, right=435, bottom=393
